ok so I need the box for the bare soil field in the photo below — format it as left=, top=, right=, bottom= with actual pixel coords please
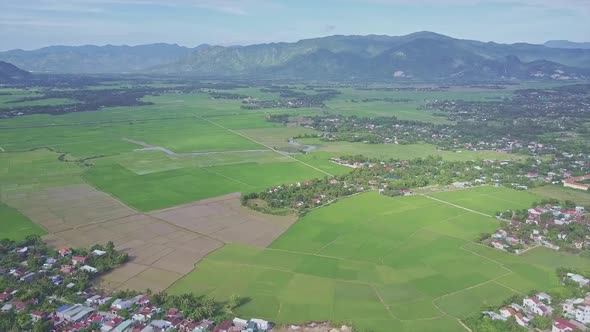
left=5, top=184, right=295, bottom=292
left=149, top=193, right=297, bottom=247
left=2, top=184, right=135, bottom=233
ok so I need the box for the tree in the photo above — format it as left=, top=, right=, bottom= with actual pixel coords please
left=225, top=294, right=241, bottom=314
left=106, top=241, right=116, bottom=255
left=119, top=309, right=130, bottom=319
left=530, top=316, right=551, bottom=330
left=32, top=319, right=52, bottom=332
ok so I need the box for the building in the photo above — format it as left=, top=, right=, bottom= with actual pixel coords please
left=553, top=318, right=578, bottom=332
left=575, top=305, right=590, bottom=324
left=112, top=319, right=135, bottom=332
left=57, top=304, right=95, bottom=322
left=562, top=298, right=584, bottom=318
left=72, top=256, right=87, bottom=265
left=567, top=273, right=590, bottom=287
left=80, top=265, right=98, bottom=273
left=250, top=318, right=269, bottom=330
left=499, top=307, right=516, bottom=318
left=563, top=175, right=590, bottom=191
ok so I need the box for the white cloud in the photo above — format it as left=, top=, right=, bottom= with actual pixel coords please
left=365, top=0, right=590, bottom=15
left=2, top=0, right=277, bottom=16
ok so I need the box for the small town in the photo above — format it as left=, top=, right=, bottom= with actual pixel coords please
left=244, top=151, right=590, bottom=215
left=488, top=202, right=589, bottom=254
left=481, top=271, right=590, bottom=332
left=0, top=236, right=274, bottom=332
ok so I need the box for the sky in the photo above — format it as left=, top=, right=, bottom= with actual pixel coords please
left=1, top=0, right=589, bottom=51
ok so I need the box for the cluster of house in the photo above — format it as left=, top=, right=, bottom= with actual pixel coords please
left=490, top=204, right=588, bottom=253
left=1, top=242, right=277, bottom=332
left=5, top=287, right=272, bottom=332
left=484, top=289, right=590, bottom=332
left=2, top=246, right=104, bottom=292
left=483, top=273, right=590, bottom=331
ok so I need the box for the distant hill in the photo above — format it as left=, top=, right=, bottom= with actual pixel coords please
left=156, top=32, right=590, bottom=80
left=0, top=61, right=31, bottom=81
left=544, top=40, right=590, bottom=49
left=0, top=43, right=195, bottom=73
left=1, top=33, right=590, bottom=81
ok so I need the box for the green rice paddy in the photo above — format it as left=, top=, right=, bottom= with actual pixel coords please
left=2, top=85, right=588, bottom=331
left=169, top=187, right=589, bottom=332
left=0, top=203, right=46, bottom=241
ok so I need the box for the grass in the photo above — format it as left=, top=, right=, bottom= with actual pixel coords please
left=169, top=187, right=589, bottom=332
left=0, top=202, right=46, bottom=240
left=327, top=101, right=450, bottom=124
left=297, top=138, right=525, bottom=162
left=84, top=160, right=327, bottom=211
left=0, top=149, right=84, bottom=195
left=530, top=185, right=590, bottom=206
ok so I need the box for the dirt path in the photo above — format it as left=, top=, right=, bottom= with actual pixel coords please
left=193, top=115, right=335, bottom=177
left=122, top=137, right=272, bottom=157
left=420, top=194, right=492, bottom=217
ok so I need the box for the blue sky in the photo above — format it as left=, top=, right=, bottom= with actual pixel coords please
left=1, top=0, right=589, bottom=50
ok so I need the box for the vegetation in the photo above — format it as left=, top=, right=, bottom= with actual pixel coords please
left=171, top=187, right=589, bottom=332
left=1, top=77, right=589, bottom=332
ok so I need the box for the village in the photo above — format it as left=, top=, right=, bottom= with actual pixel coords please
left=243, top=151, right=590, bottom=216
left=0, top=237, right=273, bottom=332
left=488, top=201, right=589, bottom=254
left=482, top=271, right=590, bottom=332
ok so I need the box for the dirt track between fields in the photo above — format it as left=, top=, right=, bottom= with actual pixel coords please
left=3, top=184, right=295, bottom=292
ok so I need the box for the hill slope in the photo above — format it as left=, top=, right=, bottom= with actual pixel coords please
left=544, top=40, right=590, bottom=49
left=0, top=61, right=31, bottom=81
left=157, top=33, right=590, bottom=80
left=2, top=33, right=589, bottom=80
left=0, top=43, right=195, bottom=73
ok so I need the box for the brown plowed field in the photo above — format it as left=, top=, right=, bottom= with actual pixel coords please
left=6, top=184, right=295, bottom=292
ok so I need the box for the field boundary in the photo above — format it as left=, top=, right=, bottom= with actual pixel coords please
left=419, top=194, right=492, bottom=217
left=193, top=115, right=334, bottom=177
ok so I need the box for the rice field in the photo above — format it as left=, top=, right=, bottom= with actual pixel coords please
left=169, top=187, right=589, bottom=332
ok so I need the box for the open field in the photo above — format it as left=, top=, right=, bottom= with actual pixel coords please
left=0, top=87, right=529, bottom=211
left=0, top=202, right=46, bottom=241
left=530, top=185, right=590, bottom=206
left=296, top=138, right=525, bottom=162
left=327, top=101, right=450, bottom=124
left=0, top=148, right=298, bottom=291
left=2, top=180, right=295, bottom=292
left=169, top=187, right=589, bottom=332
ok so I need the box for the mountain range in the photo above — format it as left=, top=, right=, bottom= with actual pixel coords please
left=0, top=61, right=31, bottom=81
left=1, top=32, right=589, bottom=81
left=544, top=40, right=590, bottom=49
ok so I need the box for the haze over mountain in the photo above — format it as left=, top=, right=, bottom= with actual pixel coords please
left=544, top=40, right=590, bottom=50
left=0, top=43, right=194, bottom=74
left=1, top=32, right=589, bottom=81
left=0, top=61, right=30, bottom=81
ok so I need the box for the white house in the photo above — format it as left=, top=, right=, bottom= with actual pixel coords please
left=575, top=305, right=590, bottom=324
left=567, top=273, right=590, bottom=287
left=80, top=265, right=98, bottom=273
left=523, top=297, right=540, bottom=310
left=250, top=318, right=269, bottom=330
left=232, top=318, right=248, bottom=329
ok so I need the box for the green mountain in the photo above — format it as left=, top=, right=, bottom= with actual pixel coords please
left=0, top=61, right=31, bottom=81
left=1, top=33, right=589, bottom=80
left=156, top=32, right=590, bottom=80
left=0, top=43, right=195, bottom=73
